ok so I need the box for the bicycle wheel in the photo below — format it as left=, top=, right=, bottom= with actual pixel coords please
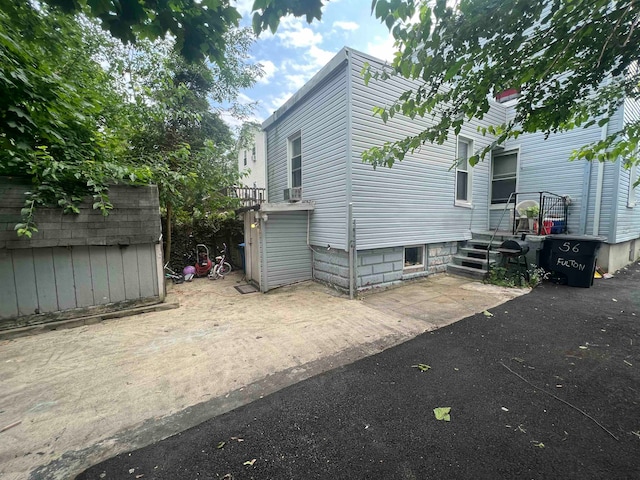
left=219, top=262, right=232, bottom=276
left=208, top=265, right=220, bottom=280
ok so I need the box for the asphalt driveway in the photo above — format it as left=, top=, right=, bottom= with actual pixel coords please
left=76, top=262, right=640, bottom=480
left=0, top=273, right=522, bottom=480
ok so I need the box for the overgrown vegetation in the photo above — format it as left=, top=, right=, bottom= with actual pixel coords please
left=487, top=264, right=549, bottom=289
left=1, top=1, right=327, bottom=258
left=364, top=0, right=640, bottom=176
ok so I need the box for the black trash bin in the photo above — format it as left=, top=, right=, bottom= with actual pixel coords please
left=541, top=235, right=605, bottom=287
left=238, top=243, right=246, bottom=273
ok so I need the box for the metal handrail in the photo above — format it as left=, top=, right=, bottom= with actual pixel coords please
left=485, top=191, right=569, bottom=273
left=486, top=191, right=517, bottom=273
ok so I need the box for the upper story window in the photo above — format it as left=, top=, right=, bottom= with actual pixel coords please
left=491, top=151, right=518, bottom=204
left=252, top=145, right=256, bottom=161
left=289, top=134, right=302, bottom=188
left=243, top=151, right=247, bottom=166
left=455, top=137, right=472, bottom=205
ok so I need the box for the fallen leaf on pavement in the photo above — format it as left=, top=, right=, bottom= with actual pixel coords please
left=483, top=310, right=494, bottom=317
left=243, top=459, right=256, bottom=466
left=217, top=441, right=226, bottom=449
left=433, top=407, right=451, bottom=422
left=411, top=364, right=431, bottom=372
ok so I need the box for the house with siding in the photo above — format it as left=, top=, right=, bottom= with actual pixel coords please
left=242, top=47, right=640, bottom=295
left=237, top=123, right=267, bottom=189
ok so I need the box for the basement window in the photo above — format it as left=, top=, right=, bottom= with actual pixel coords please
left=404, top=246, right=425, bottom=272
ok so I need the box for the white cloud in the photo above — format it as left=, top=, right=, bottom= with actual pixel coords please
left=308, top=45, right=336, bottom=66
left=277, top=25, right=323, bottom=48
left=257, top=60, right=277, bottom=84
left=269, top=91, right=295, bottom=112
left=219, top=111, right=245, bottom=129
left=237, top=92, right=254, bottom=104
left=284, top=74, right=308, bottom=90
left=366, top=34, right=398, bottom=62
left=233, top=0, right=254, bottom=16
left=333, top=20, right=360, bottom=31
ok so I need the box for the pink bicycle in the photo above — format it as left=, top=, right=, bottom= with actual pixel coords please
left=208, top=243, right=232, bottom=280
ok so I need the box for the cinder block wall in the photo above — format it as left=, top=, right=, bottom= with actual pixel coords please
left=312, top=241, right=461, bottom=292
left=357, top=247, right=405, bottom=288
left=0, top=178, right=161, bottom=248
left=313, top=248, right=350, bottom=289
left=427, top=242, right=458, bottom=274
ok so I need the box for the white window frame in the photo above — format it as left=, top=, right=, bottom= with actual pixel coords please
left=287, top=132, right=302, bottom=188
left=490, top=149, right=520, bottom=208
left=628, top=163, right=637, bottom=208
left=403, top=245, right=425, bottom=272
left=455, top=137, right=473, bottom=207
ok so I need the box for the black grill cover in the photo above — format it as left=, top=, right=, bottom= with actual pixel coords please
left=499, top=239, right=530, bottom=255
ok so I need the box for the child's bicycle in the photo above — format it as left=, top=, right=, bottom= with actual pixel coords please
left=164, top=262, right=185, bottom=284
left=208, top=243, right=232, bottom=280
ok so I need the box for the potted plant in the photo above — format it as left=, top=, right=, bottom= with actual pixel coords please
left=525, top=205, right=539, bottom=218
left=525, top=205, right=539, bottom=231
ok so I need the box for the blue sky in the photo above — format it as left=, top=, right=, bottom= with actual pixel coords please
left=224, top=1, right=397, bottom=128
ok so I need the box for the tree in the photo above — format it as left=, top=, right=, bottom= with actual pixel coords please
left=1, top=0, right=327, bottom=238
left=0, top=2, right=151, bottom=235
left=121, top=46, right=245, bottom=260
left=364, top=0, right=640, bottom=176
left=41, top=0, right=326, bottom=63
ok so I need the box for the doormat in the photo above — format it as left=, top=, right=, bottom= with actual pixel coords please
left=235, top=284, right=259, bottom=294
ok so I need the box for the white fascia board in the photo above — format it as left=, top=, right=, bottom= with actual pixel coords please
left=260, top=201, right=316, bottom=212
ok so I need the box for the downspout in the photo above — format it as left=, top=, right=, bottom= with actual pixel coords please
left=262, top=131, right=269, bottom=199
left=592, top=76, right=611, bottom=236
left=592, top=121, right=607, bottom=236
left=307, top=209, right=314, bottom=279
left=349, top=203, right=354, bottom=299
left=345, top=49, right=355, bottom=299
left=579, top=159, right=592, bottom=235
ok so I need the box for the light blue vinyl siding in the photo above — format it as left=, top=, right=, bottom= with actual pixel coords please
left=265, top=65, right=349, bottom=250
left=349, top=50, right=502, bottom=249
left=612, top=96, right=640, bottom=242
left=503, top=104, right=604, bottom=235
left=263, top=212, right=312, bottom=290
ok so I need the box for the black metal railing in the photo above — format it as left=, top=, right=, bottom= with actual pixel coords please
left=486, top=191, right=570, bottom=273
left=226, top=186, right=266, bottom=206
left=510, top=191, right=569, bottom=235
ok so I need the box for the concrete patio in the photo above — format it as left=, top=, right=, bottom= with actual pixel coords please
left=0, top=272, right=526, bottom=480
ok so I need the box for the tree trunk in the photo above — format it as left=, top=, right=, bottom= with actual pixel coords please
left=165, top=202, right=173, bottom=263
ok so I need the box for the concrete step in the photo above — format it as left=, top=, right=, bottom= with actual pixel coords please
left=452, top=255, right=489, bottom=269
left=470, top=230, right=515, bottom=241
left=447, top=263, right=488, bottom=280
left=459, top=247, right=501, bottom=261
left=466, top=238, right=503, bottom=250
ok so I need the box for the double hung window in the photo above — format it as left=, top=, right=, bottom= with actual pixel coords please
left=491, top=152, right=518, bottom=204
left=455, top=138, right=472, bottom=205
left=290, top=134, right=302, bottom=188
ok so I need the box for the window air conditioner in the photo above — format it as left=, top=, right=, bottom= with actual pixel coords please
left=283, top=187, right=302, bottom=202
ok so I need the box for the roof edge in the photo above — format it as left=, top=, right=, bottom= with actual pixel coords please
left=261, top=47, right=350, bottom=130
